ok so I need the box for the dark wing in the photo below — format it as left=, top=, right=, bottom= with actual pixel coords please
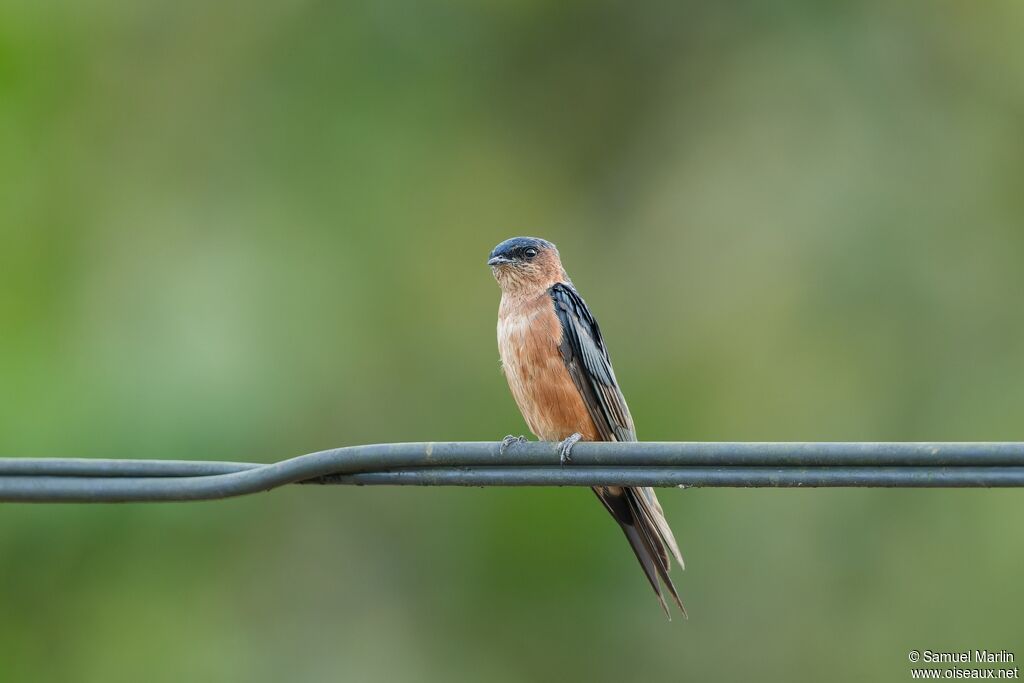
left=548, top=282, right=635, bottom=442
left=549, top=281, right=686, bottom=617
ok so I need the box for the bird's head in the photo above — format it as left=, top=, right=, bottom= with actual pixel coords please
left=488, top=236, right=566, bottom=295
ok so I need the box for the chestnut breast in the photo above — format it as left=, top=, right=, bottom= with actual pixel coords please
left=497, top=291, right=600, bottom=442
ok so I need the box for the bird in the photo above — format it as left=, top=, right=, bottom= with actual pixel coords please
left=487, top=236, right=685, bottom=617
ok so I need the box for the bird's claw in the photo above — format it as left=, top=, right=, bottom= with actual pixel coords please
left=500, top=434, right=527, bottom=455
left=558, top=433, right=583, bottom=466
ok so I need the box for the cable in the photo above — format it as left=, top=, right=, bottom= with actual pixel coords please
left=1, top=442, right=1023, bottom=502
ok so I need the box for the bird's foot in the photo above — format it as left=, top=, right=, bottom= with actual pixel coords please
left=558, top=433, right=583, bottom=466
left=500, top=434, right=527, bottom=455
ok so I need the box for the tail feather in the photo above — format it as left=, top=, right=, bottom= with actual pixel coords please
left=637, top=487, right=685, bottom=568
left=594, top=485, right=686, bottom=619
left=619, top=517, right=672, bottom=617
left=626, top=490, right=687, bottom=617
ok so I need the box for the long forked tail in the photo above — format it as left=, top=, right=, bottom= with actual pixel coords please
left=593, top=485, right=686, bottom=619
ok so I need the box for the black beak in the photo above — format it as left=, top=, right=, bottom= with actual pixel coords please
left=487, top=255, right=513, bottom=266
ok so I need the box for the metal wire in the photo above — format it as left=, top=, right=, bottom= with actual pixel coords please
left=2, top=442, right=1024, bottom=503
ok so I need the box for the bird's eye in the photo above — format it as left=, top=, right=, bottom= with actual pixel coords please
left=524, top=248, right=538, bottom=258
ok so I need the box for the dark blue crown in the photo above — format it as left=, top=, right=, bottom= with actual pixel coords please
left=488, top=237, right=555, bottom=262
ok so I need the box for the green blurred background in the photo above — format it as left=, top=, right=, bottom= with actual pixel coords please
left=2, top=1, right=1023, bottom=680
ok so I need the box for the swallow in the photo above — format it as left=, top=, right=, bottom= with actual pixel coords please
left=488, top=236, right=685, bottom=617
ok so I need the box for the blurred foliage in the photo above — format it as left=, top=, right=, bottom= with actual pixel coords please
left=2, top=0, right=1024, bottom=680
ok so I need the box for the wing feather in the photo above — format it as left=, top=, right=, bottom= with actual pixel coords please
left=549, top=282, right=635, bottom=441
left=548, top=282, right=686, bottom=613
